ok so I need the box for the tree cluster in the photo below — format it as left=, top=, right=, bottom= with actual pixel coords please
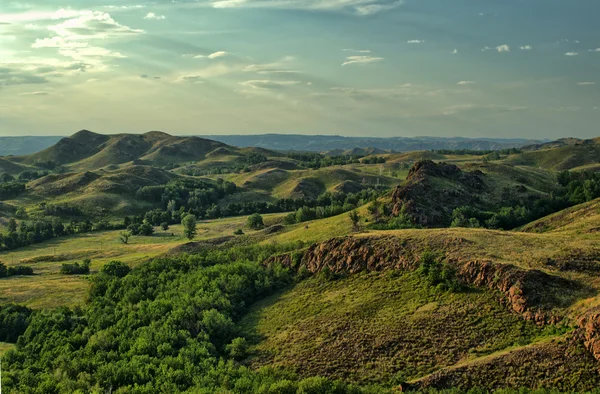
left=1, top=244, right=377, bottom=393
left=60, top=259, right=91, bottom=275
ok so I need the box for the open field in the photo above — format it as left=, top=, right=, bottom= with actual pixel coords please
left=0, top=213, right=287, bottom=308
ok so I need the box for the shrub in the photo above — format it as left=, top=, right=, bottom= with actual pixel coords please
left=233, top=229, right=244, bottom=235
left=0, top=263, right=34, bottom=278
left=60, top=259, right=91, bottom=275
left=101, top=260, right=130, bottom=278
left=417, top=252, right=463, bottom=292
left=247, top=213, right=264, bottom=230
left=7, top=266, right=34, bottom=276
left=225, top=337, right=249, bottom=360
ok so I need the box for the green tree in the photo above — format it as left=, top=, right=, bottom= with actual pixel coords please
left=119, top=231, right=131, bottom=244
left=138, top=221, right=154, bottom=236
left=101, top=260, right=130, bottom=277
left=160, top=222, right=170, bottom=232
left=247, top=213, right=264, bottom=230
left=7, top=218, right=17, bottom=233
left=182, top=214, right=197, bottom=240
left=348, top=210, right=361, bottom=231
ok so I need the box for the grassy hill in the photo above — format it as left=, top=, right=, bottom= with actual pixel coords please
left=2, top=132, right=600, bottom=392
left=388, top=160, right=560, bottom=226
left=503, top=140, right=600, bottom=171
left=12, top=130, right=231, bottom=171
left=520, top=197, right=600, bottom=234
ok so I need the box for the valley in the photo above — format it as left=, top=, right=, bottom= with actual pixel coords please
left=0, top=130, right=599, bottom=393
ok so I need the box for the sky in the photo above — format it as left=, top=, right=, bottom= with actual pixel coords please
left=0, top=0, right=599, bottom=139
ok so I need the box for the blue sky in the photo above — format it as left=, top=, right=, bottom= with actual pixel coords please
left=1, top=0, right=599, bottom=138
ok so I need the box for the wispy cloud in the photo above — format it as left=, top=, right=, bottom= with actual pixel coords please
left=496, top=44, right=510, bottom=52
left=239, top=80, right=302, bottom=89
left=457, top=81, right=475, bottom=85
left=407, top=39, right=424, bottom=44
left=143, top=12, right=165, bottom=20
left=451, top=49, right=458, bottom=55
left=9, top=9, right=145, bottom=73
left=565, top=52, right=578, bottom=56
left=175, top=75, right=205, bottom=83
left=208, top=51, right=228, bottom=59
left=590, top=48, right=600, bottom=52
left=342, top=55, right=384, bottom=66
left=208, top=0, right=405, bottom=16
left=520, top=45, right=532, bottom=51
left=342, top=49, right=371, bottom=53
left=18, top=91, right=50, bottom=96
left=577, top=82, right=596, bottom=85
left=194, top=51, right=230, bottom=59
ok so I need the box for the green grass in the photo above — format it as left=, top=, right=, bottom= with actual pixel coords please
left=240, top=270, right=550, bottom=385
left=0, top=342, right=15, bottom=356
left=0, top=213, right=287, bottom=309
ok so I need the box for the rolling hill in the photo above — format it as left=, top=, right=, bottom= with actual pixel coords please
left=503, top=138, right=600, bottom=171
left=13, top=130, right=230, bottom=171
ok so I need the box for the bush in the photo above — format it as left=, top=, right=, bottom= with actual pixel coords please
left=7, top=266, right=34, bottom=276
left=225, top=337, right=249, bottom=360
left=247, top=213, right=264, bottom=230
left=60, top=259, right=91, bottom=275
left=101, top=261, right=130, bottom=278
left=233, top=229, right=244, bottom=235
left=0, top=263, right=34, bottom=278
left=417, top=252, right=463, bottom=292
left=138, top=221, right=155, bottom=236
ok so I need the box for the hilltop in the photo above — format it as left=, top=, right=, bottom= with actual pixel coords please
left=10, top=130, right=230, bottom=171
left=503, top=137, right=600, bottom=171
left=388, top=160, right=559, bottom=226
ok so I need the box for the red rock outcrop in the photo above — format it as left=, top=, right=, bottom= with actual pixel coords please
left=266, top=235, right=573, bottom=324
left=390, top=160, right=486, bottom=226
left=577, top=309, right=600, bottom=362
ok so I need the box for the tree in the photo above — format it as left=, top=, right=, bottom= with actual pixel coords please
left=161, top=222, right=170, bottom=232
left=15, top=206, right=27, bottom=219
left=182, top=214, right=197, bottom=240
left=367, top=200, right=383, bottom=222
left=247, top=213, right=264, bottom=230
left=348, top=210, right=361, bottom=231
left=8, top=218, right=17, bottom=233
left=119, top=231, right=132, bottom=245
left=101, top=260, right=130, bottom=277
left=138, top=221, right=154, bottom=236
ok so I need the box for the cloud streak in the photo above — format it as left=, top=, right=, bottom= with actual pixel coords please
left=342, top=55, right=384, bottom=66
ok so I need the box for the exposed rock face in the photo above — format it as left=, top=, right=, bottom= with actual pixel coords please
left=390, top=160, right=486, bottom=227
left=457, top=260, right=567, bottom=324
left=577, top=309, right=600, bottom=362
left=266, top=235, right=574, bottom=324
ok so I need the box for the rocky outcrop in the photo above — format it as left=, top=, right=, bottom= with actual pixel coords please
left=266, top=235, right=576, bottom=324
left=458, top=260, right=568, bottom=324
left=390, top=160, right=486, bottom=226
left=577, top=309, right=600, bottom=362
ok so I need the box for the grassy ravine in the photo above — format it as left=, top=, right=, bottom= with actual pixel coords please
left=0, top=213, right=285, bottom=308
left=240, top=270, right=553, bottom=385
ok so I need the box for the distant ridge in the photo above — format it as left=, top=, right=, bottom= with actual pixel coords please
left=0, top=133, right=545, bottom=157
left=200, top=134, right=543, bottom=152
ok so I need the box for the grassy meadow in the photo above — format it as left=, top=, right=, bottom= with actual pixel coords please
left=0, top=213, right=287, bottom=308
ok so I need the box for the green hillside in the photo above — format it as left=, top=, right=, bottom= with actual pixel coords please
left=503, top=141, right=600, bottom=171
